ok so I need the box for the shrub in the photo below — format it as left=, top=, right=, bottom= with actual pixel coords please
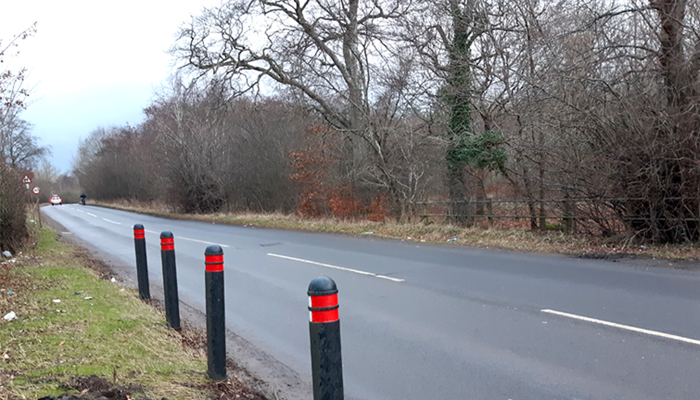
left=0, top=163, right=29, bottom=253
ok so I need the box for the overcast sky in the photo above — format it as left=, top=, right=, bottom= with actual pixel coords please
left=1, top=0, right=220, bottom=173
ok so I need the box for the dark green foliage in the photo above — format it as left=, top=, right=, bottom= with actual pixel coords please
left=451, top=130, right=507, bottom=172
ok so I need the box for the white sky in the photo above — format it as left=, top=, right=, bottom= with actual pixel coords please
left=1, top=0, right=220, bottom=173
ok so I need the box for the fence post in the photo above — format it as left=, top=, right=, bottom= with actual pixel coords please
left=563, top=197, right=576, bottom=234
left=160, top=231, right=181, bottom=330
left=308, top=276, right=343, bottom=400
left=205, top=245, right=227, bottom=381
left=133, top=224, right=150, bottom=300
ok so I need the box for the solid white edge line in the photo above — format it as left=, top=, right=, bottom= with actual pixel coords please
left=541, top=309, right=700, bottom=346
left=102, top=218, right=120, bottom=225
left=268, top=253, right=404, bottom=282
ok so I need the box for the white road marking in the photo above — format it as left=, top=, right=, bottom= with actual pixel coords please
left=541, top=309, right=700, bottom=347
left=268, top=253, right=405, bottom=282
left=87, top=213, right=97, bottom=217
left=102, top=218, right=120, bottom=225
left=376, top=275, right=405, bottom=282
left=144, top=229, right=229, bottom=248
left=75, top=209, right=84, bottom=213
left=178, top=236, right=230, bottom=248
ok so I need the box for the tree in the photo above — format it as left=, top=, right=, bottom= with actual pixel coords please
left=591, top=0, right=700, bottom=242
left=0, top=24, right=37, bottom=253
left=175, top=0, right=434, bottom=217
left=1, top=118, right=50, bottom=169
left=0, top=24, right=44, bottom=170
left=72, top=126, right=160, bottom=202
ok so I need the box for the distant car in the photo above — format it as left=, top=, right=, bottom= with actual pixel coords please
left=50, top=195, right=62, bottom=206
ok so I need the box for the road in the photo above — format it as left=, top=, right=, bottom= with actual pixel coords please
left=42, top=204, right=700, bottom=400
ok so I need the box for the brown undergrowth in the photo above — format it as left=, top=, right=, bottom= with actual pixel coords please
left=94, top=200, right=700, bottom=264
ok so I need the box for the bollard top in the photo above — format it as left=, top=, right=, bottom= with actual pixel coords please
left=205, top=245, right=224, bottom=272
left=307, top=276, right=338, bottom=296
left=133, top=224, right=145, bottom=240
left=205, top=245, right=223, bottom=256
left=160, top=231, right=175, bottom=250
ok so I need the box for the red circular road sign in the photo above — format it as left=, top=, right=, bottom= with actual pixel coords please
left=32, top=186, right=40, bottom=195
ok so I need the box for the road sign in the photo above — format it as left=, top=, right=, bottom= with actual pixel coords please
left=32, top=186, right=40, bottom=195
left=23, top=174, right=32, bottom=184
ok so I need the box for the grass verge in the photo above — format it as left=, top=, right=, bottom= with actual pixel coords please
left=0, top=227, right=266, bottom=400
left=94, top=200, right=700, bottom=263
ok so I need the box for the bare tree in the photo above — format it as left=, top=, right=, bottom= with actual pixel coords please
left=175, top=0, right=436, bottom=216
left=73, top=126, right=158, bottom=202
left=0, top=24, right=45, bottom=170
left=0, top=24, right=36, bottom=253
left=0, top=118, right=49, bottom=169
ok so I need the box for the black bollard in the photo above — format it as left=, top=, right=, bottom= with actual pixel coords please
left=205, top=245, right=227, bottom=381
left=133, top=224, right=150, bottom=300
left=308, top=276, right=344, bottom=400
left=160, top=231, right=181, bottom=330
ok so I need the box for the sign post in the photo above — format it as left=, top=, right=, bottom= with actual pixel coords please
left=23, top=174, right=33, bottom=190
left=31, top=186, right=41, bottom=227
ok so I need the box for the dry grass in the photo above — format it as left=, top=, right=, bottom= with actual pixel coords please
left=93, top=200, right=700, bottom=262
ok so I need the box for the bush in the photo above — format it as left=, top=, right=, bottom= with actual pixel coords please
left=0, top=163, right=29, bottom=253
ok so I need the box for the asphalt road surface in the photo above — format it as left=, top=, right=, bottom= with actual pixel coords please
left=42, top=204, right=700, bottom=400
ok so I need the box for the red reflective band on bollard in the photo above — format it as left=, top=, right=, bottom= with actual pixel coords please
left=205, top=254, right=224, bottom=272
left=308, top=294, right=339, bottom=323
left=160, top=237, right=174, bottom=251
left=134, top=229, right=145, bottom=239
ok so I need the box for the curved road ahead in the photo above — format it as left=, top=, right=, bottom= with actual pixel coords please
left=42, top=204, right=700, bottom=400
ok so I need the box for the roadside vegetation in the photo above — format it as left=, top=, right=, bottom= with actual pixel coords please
left=66, top=1, right=700, bottom=246
left=0, top=226, right=266, bottom=400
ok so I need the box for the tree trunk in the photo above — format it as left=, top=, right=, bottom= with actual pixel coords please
left=445, top=0, right=476, bottom=227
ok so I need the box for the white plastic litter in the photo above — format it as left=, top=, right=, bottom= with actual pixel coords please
left=3, top=311, right=16, bottom=321
left=2, top=251, right=11, bottom=258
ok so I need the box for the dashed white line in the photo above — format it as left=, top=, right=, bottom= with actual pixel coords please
left=376, top=275, right=405, bottom=282
left=144, top=229, right=229, bottom=248
left=87, top=213, right=97, bottom=217
left=102, top=218, right=120, bottom=225
left=541, top=309, right=700, bottom=347
left=178, top=236, right=230, bottom=248
left=267, top=253, right=405, bottom=282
